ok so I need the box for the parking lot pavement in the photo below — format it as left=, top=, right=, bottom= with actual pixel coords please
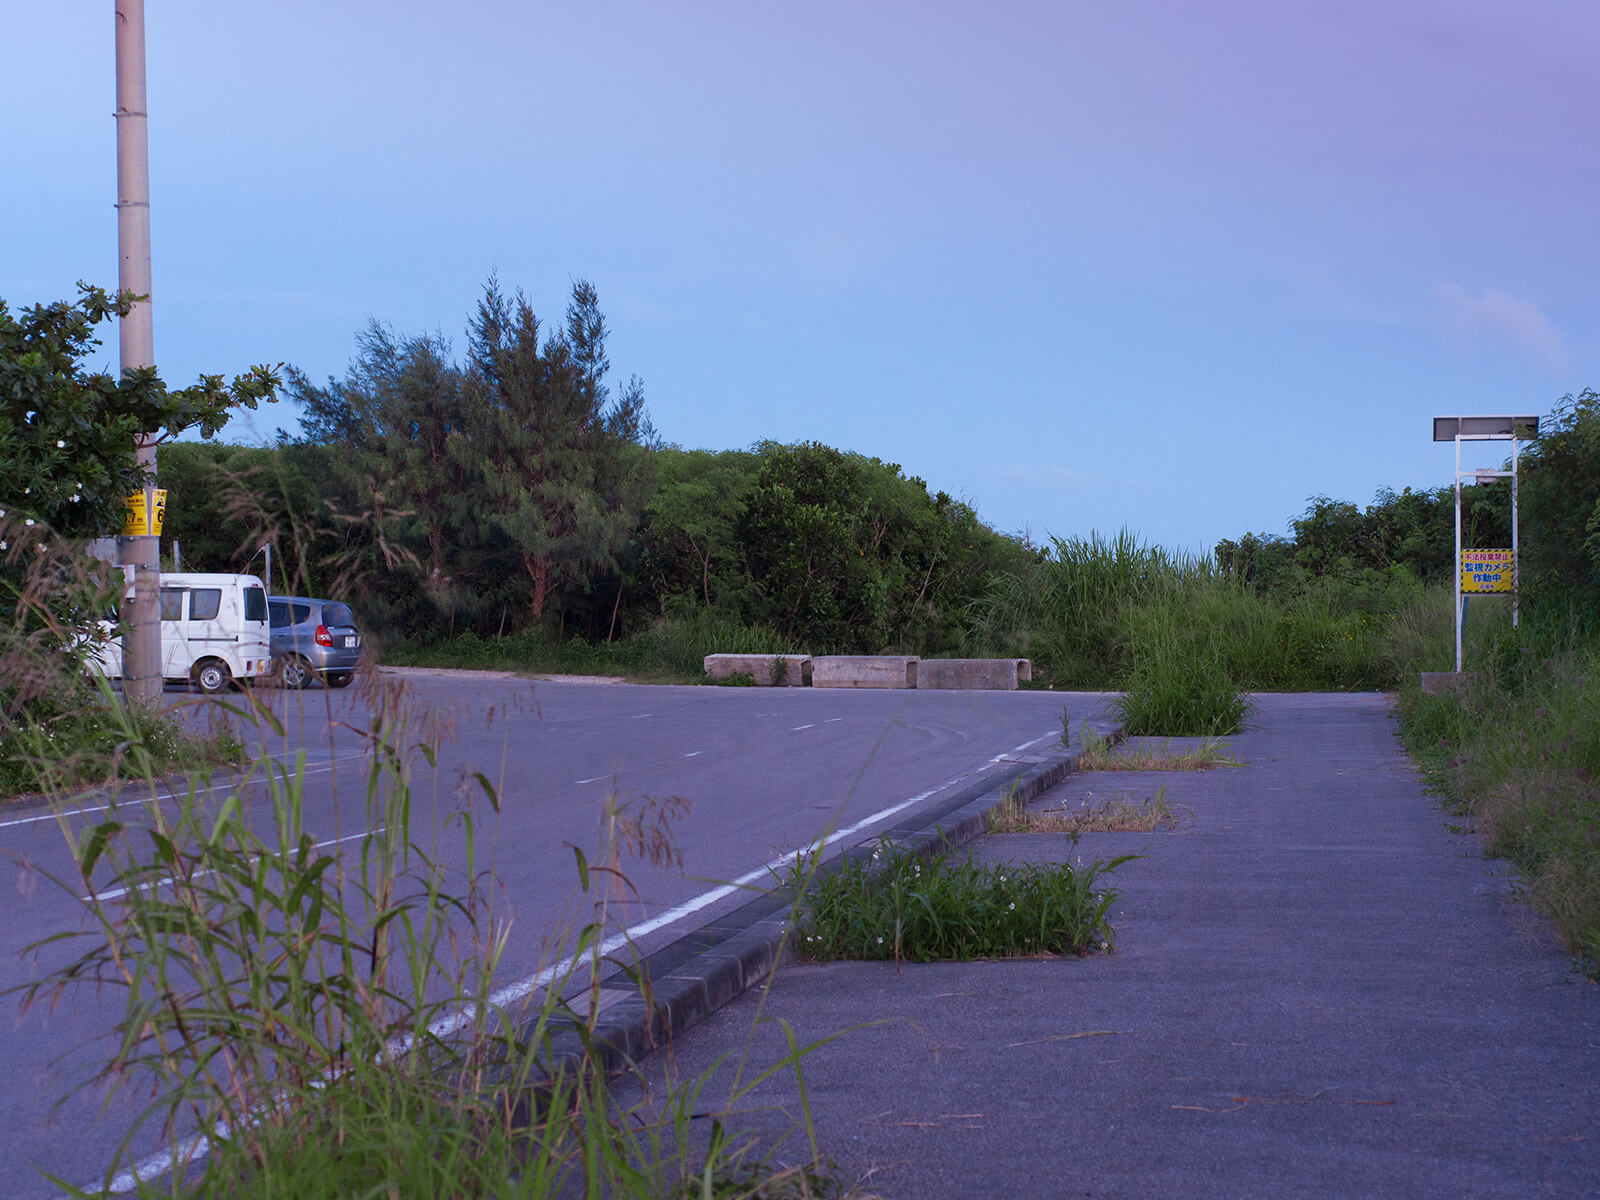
left=619, top=693, right=1600, bottom=1200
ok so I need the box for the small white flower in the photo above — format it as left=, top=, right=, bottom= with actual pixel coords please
left=23, top=518, right=34, bottom=527
left=56, top=439, right=65, bottom=449
left=25, top=411, right=35, bottom=421
left=74, top=483, right=81, bottom=491
left=876, top=936, right=884, bottom=944
left=0, top=541, right=7, bottom=551
left=1008, top=902, right=1015, bottom=911
left=69, top=494, right=80, bottom=503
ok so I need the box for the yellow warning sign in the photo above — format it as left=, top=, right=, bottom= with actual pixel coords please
left=1461, top=548, right=1511, bottom=594
left=122, top=489, right=168, bottom=537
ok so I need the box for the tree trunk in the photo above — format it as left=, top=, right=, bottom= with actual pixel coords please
left=526, top=553, right=551, bottom=621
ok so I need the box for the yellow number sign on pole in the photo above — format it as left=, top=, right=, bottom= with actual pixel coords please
left=1461, top=548, right=1512, bottom=594
left=122, top=489, right=169, bottom=537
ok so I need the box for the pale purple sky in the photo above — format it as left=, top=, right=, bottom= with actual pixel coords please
left=7, top=1, right=1595, bottom=550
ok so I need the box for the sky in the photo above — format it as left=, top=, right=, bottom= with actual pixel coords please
left=6, top=1, right=1597, bottom=553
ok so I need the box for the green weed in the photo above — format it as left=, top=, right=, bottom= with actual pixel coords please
left=1067, top=723, right=1241, bottom=771
left=11, top=672, right=856, bottom=1198
left=792, top=837, right=1131, bottom=963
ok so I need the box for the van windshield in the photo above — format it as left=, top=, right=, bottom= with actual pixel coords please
left=244, top=587, right=266, bottom=623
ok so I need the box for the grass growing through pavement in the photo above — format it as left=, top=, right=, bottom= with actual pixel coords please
left=793, top=838, right=1131, bottom=963
left=987, top=783, right=1180, bottom=834
left=1068, top=724, right=1242, bottom=771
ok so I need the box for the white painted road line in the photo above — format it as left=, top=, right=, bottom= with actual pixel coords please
left=683, top=750, right=704, bottom=758
left=82, top=827, right=383, bottom=904
left=791, top=723, right=816, bottom=731
left=98, top=726, right=1060, bottom=1195
left=0, top=761, right=341, bottom=832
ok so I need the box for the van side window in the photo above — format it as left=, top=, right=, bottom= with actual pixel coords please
left=244, top=587, right=266, bottom=623
left=160, top=590, right=184, bottom=621
left=190, top=589, right=222, bottom=621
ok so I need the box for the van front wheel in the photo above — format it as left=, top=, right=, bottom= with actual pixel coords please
left=195, top=660, right=232, bottom=695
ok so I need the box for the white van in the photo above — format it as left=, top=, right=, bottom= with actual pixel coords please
left=92, top=572, right=273, bottom=694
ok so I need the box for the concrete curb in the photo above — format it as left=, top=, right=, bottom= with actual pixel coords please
left=545, top=716, right=1126, bottom=1079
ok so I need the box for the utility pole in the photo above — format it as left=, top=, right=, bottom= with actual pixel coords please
left=115, top=0, right=161, bottom=705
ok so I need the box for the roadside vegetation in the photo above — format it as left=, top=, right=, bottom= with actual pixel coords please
left=11, top=671, right=867, bottom=1199
left=3, top=274, right=1596, bottom=1200
left=793, top=837, right=1130, bottom=962
left=987, top=782, right=1180, bottom=835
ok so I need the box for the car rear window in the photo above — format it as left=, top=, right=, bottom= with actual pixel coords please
left=292, top=602, right=312, bottom=624
left=190, top=589, right=222, bottom=621
left=321, top=602, right=357, bottom=628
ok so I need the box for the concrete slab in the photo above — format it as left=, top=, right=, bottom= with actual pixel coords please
left=702, top=653, right=812, bottom=686
left=619, top=693, right=1600, bottom=1199
left=917, top=658, right=1032, bottom=690
left=811, top=655, right=918, bottom=689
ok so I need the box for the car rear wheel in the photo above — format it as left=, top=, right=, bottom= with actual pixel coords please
left=280, top=656, right=313, bottom=690
left=194, top=660, right=232, bottom=695
left=325, top=671, right=355, bottom=689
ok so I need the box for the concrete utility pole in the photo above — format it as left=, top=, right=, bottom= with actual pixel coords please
left=115, top=0, right=161, bottom=705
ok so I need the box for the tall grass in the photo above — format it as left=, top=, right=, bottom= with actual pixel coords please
left=965, top=529, right=1393, bottom=699
left=1393, top=604, right=1600, bottom=971
left=0, top=517, right=245, bottom=799
left=11, top=672, right=852, bottom=1198
left=387, top=610, right=798, bottom=681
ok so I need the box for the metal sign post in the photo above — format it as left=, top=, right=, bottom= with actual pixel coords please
left=1432, top=416, right=1538, bottom=673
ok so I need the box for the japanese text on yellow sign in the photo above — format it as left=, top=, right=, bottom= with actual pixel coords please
left=122, top=489, right=168, bottom=537
left=1461, top=548, right=1512, bottom=594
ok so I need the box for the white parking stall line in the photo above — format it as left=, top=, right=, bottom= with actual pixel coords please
left=82, top=827, right=382, bottom=904
left=0, top=761, right=341, bottom=832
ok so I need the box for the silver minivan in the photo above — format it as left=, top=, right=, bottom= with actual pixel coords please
left=266, top=596, right=363, bottom=688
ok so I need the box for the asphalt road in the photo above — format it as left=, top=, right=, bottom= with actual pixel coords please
left=0, top=670, right=1112, bottom=1196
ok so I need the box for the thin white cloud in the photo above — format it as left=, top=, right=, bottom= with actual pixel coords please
left=1431, top=284, right=1569, bottom=374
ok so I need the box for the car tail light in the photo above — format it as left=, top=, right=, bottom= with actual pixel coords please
left=315, top=625, right=333, bottom=647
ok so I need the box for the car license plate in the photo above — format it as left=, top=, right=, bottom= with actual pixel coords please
left=344, top=636, right=358, bottom=648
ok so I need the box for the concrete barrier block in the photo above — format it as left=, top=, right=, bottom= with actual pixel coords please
left=917, top=658, right=1032, bottom=690
left=703, top=653, right=812, bottom=686
left=811, top=655, right=919, bottom=689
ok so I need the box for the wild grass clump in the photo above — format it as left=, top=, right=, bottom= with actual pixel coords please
left=385, top=611, right=797, bottom=682
left=793, top=838, right=1129, bottom=962
left=1114, top=649, right=1251, bottom=737
left=12, top=673, right=853, bottom=1198
left=0, top=520, right=247, bottom=800
left=1067, top=724, right=1241, bottom=771
left=987, top=783, right=1179, bottom=834
left=1394, top=606, right=1600, bottom=975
